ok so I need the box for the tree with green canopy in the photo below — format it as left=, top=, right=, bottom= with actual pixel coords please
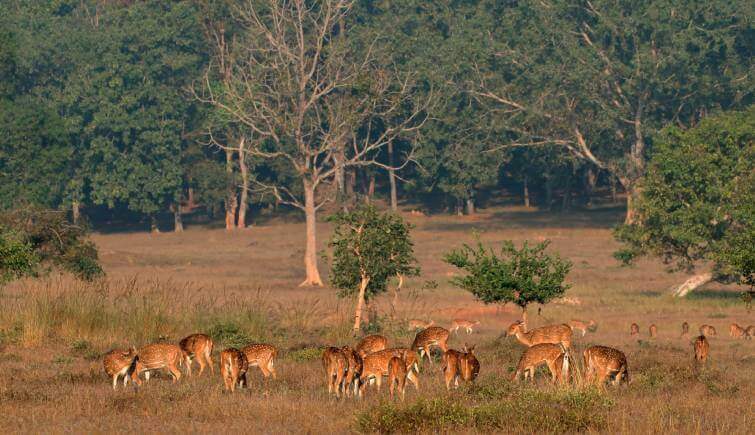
left=327, top=205, right=419, bottom=333
left=615, top=107, right=754, bottom=297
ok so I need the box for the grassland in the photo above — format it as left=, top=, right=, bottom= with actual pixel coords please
left=0, top=206, right=752, bottom=433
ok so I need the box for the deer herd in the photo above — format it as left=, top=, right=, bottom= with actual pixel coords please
left=103, top=318, right=752, bottom=398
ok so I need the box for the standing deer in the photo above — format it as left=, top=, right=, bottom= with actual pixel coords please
left=442, top=345, right=480, bottom=389
left=388, top=356, right=407, bottom=401
left=460, top=344, right=480, bottom=383
left=359, top=348, right=420, bottom=398
left=583, top=345, right=629, bottom=387
left=699, top=325, right=717, bottom=337
left=340, top=346, right=363, bottom=397
left=450, top=319, right=480, bottom=335
left=411, top=326, right=450, bottom=364
left=512, top=343, right=569, bottom=384
left=568, top=319, right=596, bottom=337
left=322, top=347, right=348, bottom=398
left=694, top=335, right=709, bottom=363
left=134, top=343, right=184, bottom=383
left=649, top=324, right=658, bottom=338
left=408, top=319, right=434, bottom=330
left=179, top=333, right=214, bottom=376
left=729, top=323, right=746, bottom=339
left=355, top=335, right=388, bottom=359
left=220, top=348, right=249, bottom=392
left=630, top=323, right=640, bottom=336
left=681, top=322, right=690, bottom=338
left=241, top=344, right=278, bottom=379
left=505, top=321, right=572, bottom=349
left=103, top=347, right=140, bottom=389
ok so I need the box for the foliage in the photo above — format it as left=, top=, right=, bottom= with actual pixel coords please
left=0, top=228, right=38, bottom=285
left=614, top=107, right=754, bottom=287
left=328, top=205, right=419, bottom=300
left=444, top=239, right=572, bottom=308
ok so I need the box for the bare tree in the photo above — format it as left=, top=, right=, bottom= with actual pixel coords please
left=196, top=0, right=432, bottom=286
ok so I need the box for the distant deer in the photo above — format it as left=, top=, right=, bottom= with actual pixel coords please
left=583, top=345, right=629, bottom=387
left=340, top=346, right=363, bottom=397
left=729, top=323, right=746, bottom=339
left=746, top=325, right=754, bottom=340
left=134, top=343, right=184, bottom=383
left=359, top=348, right=420, bottom=398
left=694, top=335, right=709, bottom=363
left=103, top=347, right=140, bottom=389
left=630, top=323, right=640, bottom=336
left=322, top=347, right=348, bottom=398
left=179, top=333, right=214, bottom=376
left=568, top=319, right=596, bottom=337
left=220, top=348, right=249, bottom=392
left=649, top=324, right=658, bottom=338
left=512, top=343, right=569, bottom=384
left=355, top=335, right=388, bottom=359
left=387, top=356, right=407, bottom=401
left=450, top=319, right=480, bottom=335
left=505, top=321, right=572, bottom=349
left=411, top=326, right=450, bottom=364
left=408, top=319, right=434, bottom=330
left=241, top=344, right=278, bottom=379
left=699, top=324, right=717, bottom=337
left=681, top=322, right=690, bottom=338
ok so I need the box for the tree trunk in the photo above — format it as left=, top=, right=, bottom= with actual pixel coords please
left=584, top=168, right=596, bottom=207
left=72, top=201, right=80, bottom=225
left=391, top=273, right=404, bottom=315
left=610, top=176, right=618, bottom=204
left=388, top=141, right=398, bottom=212
left=353, top=276, right=370, bottom=333
left=465, top=197, right=475, bottom=215
left=561, top=173, right=571, bottom=211
left=237, top=138, right=249, bottom=229
left=334, top=147, right=345, bottom=200
left=150, top=215, right=160, bottom=234
left=173, top=203, right=184, bottom=233
left=521, top=305, right=528, bottom=331
left=545, top=178, right=553, bottom=210
left=456, top=198, right=464, bottom=216
left=225, top=149, right=237, bottom=231
left=672, top=272, right=713, bottom=297
left=301, top=178, right=324, bottom=287
left=367, top=173, right=376, bottom=201
left=623, top=182, right=641, bottom=225
left=523, top=175, right=530, bottom=208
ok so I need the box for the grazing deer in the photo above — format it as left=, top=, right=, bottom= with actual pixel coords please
left=729, top=323, right=746, bottom=339
left=322, top=347, right=348, bottom=398
left=411, top=326, right=450, bottom=364
left=103, top=347, right=140, bottom=389
left=505, top=321, right=572, bottom=349
left=408, top=319, right=434, bottom=330
left=179, top=333, right=214, bottom=376
left=359, top=348, right=420, bottom=398
left=746, top=325, right=754, bottom=339
left=220, top=348, right=249, bottom=392
left=355, top=335, right=388, bottom=359
left=388, top=356, right=407, bottom=401
left=134, top=343, right=184, bottom=383
left=681, top=322, right=690, bottom=337
left=583, top=345, right=629, bottom=387
left=340, top=346, right=363, bottom=397
left=460, top=344, right=480, bottom=383
left=450, top=319, right=480, bottom=335
left=694, top=335, right=709, bottom=363
left=241, top=344, right=278, bottom=379
left=630, top=323, right=640, bottom=336
left=512, top=343, right=569, bottom=384
left=649, top=324, right=658, bottom=338
left=699, top=324, right=717, bottom=337
left=441, top=349, right=464, bottom=390
left=568, top=319, right=596, bottom=337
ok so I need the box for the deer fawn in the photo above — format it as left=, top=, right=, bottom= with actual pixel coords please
left=408, top=319, right=434, bottom=330
left=355, top=335, right=388, bottom=359
left=179, top=333, right=214, bottom=376
left=681, top=322, right=690, bottom=337
left=134, top=343, right=184, bottom=383
left=649, top=324, right=658, bottom=338
left=103, top=347, right=140, bottom=389
left=388, top=356, right=407, bottom=401
left=506, top=321, right=572, bottom=349
left=583, top=345, right=629, bottom=387
left=322, top=347, right=348, bottom=398
left=450, top=319, right=480, bottom=335
left=411, top=326, right=450, bottom=364
left=699, top=324, right=717, bottom=337
left=512, top=343, right=569, bottom=384
left=630, top=323, right=640, bottom=336
left=241, top=344, right=278, bottom=379
left=694, top=335, right=709, bottom=363
left=729, top=323, right=746, bottom=339
left=568, top=319, right=596, bottom=337
left=359, top=348, right=420, bottom=398
left=220, top=348, right=249, bottom=392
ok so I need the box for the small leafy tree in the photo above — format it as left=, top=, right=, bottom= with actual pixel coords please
left=444, top=240, right=572, bottom=328
left=0, top=228, right=38, bottom=285
left=328, top=205, right=419, bottom=333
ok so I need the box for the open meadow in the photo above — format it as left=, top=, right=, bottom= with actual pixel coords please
left=0, top=206, right=752, bottom=434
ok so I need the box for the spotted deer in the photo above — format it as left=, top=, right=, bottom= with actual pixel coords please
left=340, top=346, right=363, bottom=397
left=505, top=321, right=572, bottom=349
left=355, top=335, right=388, bottom=359
left=411, top=326, right=450, bottom=364
left=134, top=343, right=184, bottom=383
left=388, top=356, right=407, bottom=401
left=746, top=325, right=754, bottom=339
left=103, top=347, right=140, bottom=389
left=450, top=319, right=480, bottom=335
left=359, top=348, right=420, bottom=398
left=630, top=323, right=640, bottom=336
left=241, top=344, right=278, bottom=379
left=694, top=335, right=709, bottom=362
left=460, top=344, right=480, bottom=383
left=322, top=347, right=348, bottom=398
left=220, top=348, right=249, bottom=392
left=729, top=323, right=746, bottom=339
left=583, top=345, right=629, bottom=387
left=512, top=343, right=569, bottom=384
left=699, top=324, right=717, bottom=337
left=179, top=333, right=214, bottom=376
left=408, top=319, right=434, bottom=330
left=681, top=322, right=690, bottom=338
left=441, top=349, right=464, bottom=390
left=568, top=319, right=596, bottom=337
left=649, top=324, right=658, bottom=338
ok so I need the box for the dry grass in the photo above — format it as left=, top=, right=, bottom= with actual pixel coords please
left=0, top=206, right=752, bottom=433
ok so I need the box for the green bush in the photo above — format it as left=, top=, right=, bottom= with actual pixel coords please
left=285, top=346, right=323, bottom=363
left=207, top=322, right=253, bottom=349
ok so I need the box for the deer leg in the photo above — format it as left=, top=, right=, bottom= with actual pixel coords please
left=407, top=370, right=420, bottom=390
left=169, top=364, right=181, bottom=383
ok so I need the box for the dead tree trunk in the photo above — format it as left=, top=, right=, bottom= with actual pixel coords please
left=388, top=141, right=398, bottom=212
left=172, top=202, right=183, bottom=233
left=301, top=178, right=324, bottom=287
left=466, top=197, right=475, bottom=215
left=237, top=138, right=249, bottom=229
left=353, top=275, right=370, bottom=333
left=672, top=272, right=713, bottom=297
